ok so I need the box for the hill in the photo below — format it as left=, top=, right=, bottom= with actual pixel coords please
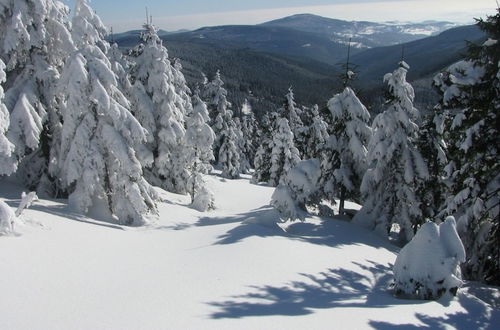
left=262, top=13, right=457, bottom=48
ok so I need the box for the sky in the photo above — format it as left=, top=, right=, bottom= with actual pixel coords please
left=64, top=0, right=498, bottom=32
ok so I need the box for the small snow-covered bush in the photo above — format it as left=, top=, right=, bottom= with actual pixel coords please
left=271, top=159, right=321, bottom=221
left=16, top=192, right=38, bottom=217
left=271, top=184, right=298, bottom=221
left=0, top=200, right=15, bottom=235
left=192, top=186, right=215, bottom=212
left=393, top=216, right=466, bottom=300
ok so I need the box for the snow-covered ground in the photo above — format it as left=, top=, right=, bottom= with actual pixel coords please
left=0, top=174, right=498, bottom=329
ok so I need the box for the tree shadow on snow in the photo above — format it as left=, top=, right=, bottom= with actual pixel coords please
left=369, top=293, right=500, bottom=330
left=208, top=261, right=417, bottom=319
left=196, top=206, right=398, bottom=252
left=26, top=202, right=125, bottom=231
left=195, top=206, right=287, bottom=244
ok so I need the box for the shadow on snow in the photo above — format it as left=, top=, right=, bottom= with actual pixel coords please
left=208, top=261, right=498, bottom=329
left=208, top=261, right=400, bottom=319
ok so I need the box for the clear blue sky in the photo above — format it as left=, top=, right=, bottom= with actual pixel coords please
left=63, top=0, right=497, bottom=32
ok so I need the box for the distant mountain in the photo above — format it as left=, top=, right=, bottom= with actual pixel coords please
left=163, top=25, right=356, bottom=66
left=261, top=14, right=457, bottom=48
left=351, top=25, right=485, bottom=86
left=111, top=14, right=485, bottom=114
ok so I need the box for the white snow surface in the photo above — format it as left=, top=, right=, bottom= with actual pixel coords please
left=1, top=174, right=499, bottom=329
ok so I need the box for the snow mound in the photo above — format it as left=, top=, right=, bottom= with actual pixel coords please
left=0, top=200, right=15, bottom=235
left=394, top=216, right=466, bottom=299
left=271, top=159, right=320, bottom=221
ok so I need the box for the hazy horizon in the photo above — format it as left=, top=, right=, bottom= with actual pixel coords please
left=61, top=0, right=498, bottom=33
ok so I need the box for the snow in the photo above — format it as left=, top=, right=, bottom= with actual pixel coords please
left=483, top=38, right=497, bottom=46
left=1, top=174, right=498, bottom=329
left=394, top=217, right=466, bottom=299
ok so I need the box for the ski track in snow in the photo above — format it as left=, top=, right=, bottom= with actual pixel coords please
left=0, top=174, right=498, bottom=330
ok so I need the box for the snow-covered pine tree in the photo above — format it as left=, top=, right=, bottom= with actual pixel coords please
left=218, top=111, right=241, bottom=179
left=252, top=112, right=274, bottom=184
left=271, top=159, right=321, bottom=221
left=202, top=70, right=232, bottom=161
left=324, top=86, right=372, bottom=214
left=239, top=99, right=258, bottom=171
left=353, top=61, right=429, bottom=243
left=0, top=59, right=16, bottom=175
left=203, top=70, right=228, bottom=120
left=58, top=0, right=157, bottom=225
left=107, top=43, right=154, bottom=169
left=433, top=9, right=500, bottom=284
left=303, top=105, right=329, bottom=160
left=416, top=108, right=448, bottom=221
left=185, top=93, right=215, bottom=210
left=279, top=87, right=305, bottom=155
left=269, top=117, right=301, bottom=187
left=129, top=22, right=190, bottom=194
left=0, top=0, right=74, bottom=192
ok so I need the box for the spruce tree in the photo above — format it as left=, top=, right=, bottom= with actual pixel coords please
left=218, top=111, right=241, bottom=179
left=279, top=87, right=305, bottom=155
left=252, top=112, right=274, bottom=184
left=129, top=22, right=190, bottom=193
left=185, top=94, right=215, bottom=210
left=239, top=99, right=258, bottom=171
left=0, top=0, right=74, bottom=192
left=202, top=70, right=232, bottom=161
left=0, top=59, right=16, bottom=175
left=303, top=105, right=329, bottom=160
left=434, top=9, right=500, bottom=284
left=353, top=62, right=428, bottom=243
left=269, top=118, right=301, bottom=187
left=324, top=86, right=372, bottom=214
left=58, top=0, right=157, bottom=225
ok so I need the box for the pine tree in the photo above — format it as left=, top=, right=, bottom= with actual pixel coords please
left=303, top=105, right=329, bottom=160
left=129, top=22, right=189, bottom=194
left=433, top=9, right=500, bottom=284
left=279, top=87, right=305, bottom=155
left=57, top=0, right=157, bottom=225
left=269, top=118, right=301, bottom=187
left=417, top=109, right=448, bottom=221
left=252, top=112, right=274, bottom=184
left=202, top=70, right=232, bottom=161
left=185, top=93, right=215, bottom=208
left=325, top=86, right=372, bottom=214
left=0, top=59, right=16, bottom=175
left=218, top=111, right=241, bottom=179
left=353, top=62, right=429, bottom=243
left=239, top=99, right=258, bottom=171
left=0, top=0, right=74, bottom=192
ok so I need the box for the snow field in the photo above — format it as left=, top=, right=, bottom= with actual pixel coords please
left=0, top=174, right=498, bottom=329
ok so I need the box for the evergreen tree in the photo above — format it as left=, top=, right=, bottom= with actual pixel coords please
left=185, top=93, right=215, bottom=208
left=252, top=112, right=274, bottom=184
left=279, top=87, right=305, bottom=155
left=239, top=99, right=258, bottom=170
left=269, top=118, right=301, bottom=187
left=324, top=86, right=372, bottom=214
left=0, top=59, right=16, bottom=175
left=57, top=0, right=157, bottom=225
left=218, top=111, right=241, bottom=179
left=353, top=62, right=429, bottom=243
left=303, top=104, right=329, bottom=160
left=433, top=9, right=500, bottom=284
left=0, top=0, right=74, bottom=192
left=202, top=70, right=232, bottom=161
left=417, top=109, right=448, bottom=221
left=129, top=22, right=189, bottom=194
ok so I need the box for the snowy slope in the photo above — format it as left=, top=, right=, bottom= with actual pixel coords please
left=0, top=174, right=498, bottom=329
